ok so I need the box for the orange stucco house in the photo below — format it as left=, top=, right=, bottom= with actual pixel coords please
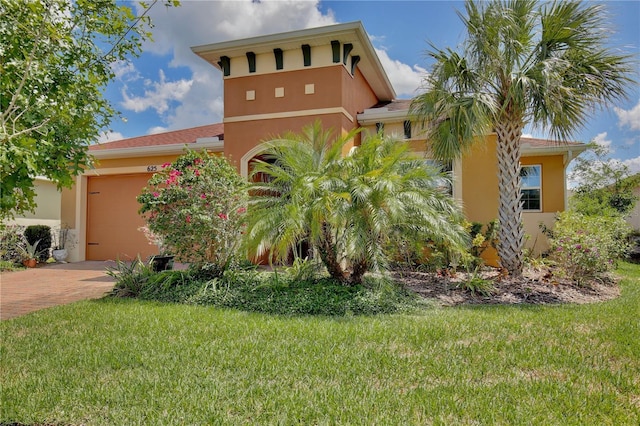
left=60, top=22, right=586, bottom=263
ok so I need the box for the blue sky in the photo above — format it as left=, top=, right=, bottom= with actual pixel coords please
left=103, top=0, right=640, bottom=173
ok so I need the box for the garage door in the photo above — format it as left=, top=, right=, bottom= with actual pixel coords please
left=86, top=174, right=156, bottom=261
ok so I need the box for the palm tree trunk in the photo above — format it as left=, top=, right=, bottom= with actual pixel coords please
left=348, top=258, right=368, bottom=285
left=495, top=120, right=525, bottom=277
left=318, top=223, right=348, bottom=282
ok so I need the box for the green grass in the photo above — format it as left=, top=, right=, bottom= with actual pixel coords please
left=1, top=263, right=639, bottom=425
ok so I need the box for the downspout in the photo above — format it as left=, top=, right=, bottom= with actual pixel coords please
left=564, top=150, right=574, bottom=210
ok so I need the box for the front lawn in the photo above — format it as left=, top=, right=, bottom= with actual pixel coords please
left=1, top=263, right=639, bottom=424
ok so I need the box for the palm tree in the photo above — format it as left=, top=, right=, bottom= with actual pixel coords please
left=410, top=0, right=634, bottom=276
left=245, top=121, right=468, bottom=285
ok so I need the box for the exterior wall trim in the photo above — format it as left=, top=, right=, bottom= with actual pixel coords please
left=90, top=140, right=223, bottom=160
left=224, top=107, right=354, bottom=124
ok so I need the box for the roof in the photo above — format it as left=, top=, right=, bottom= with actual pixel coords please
left=520, top=137, right=587, bottom=155
left=89, top=123, right=224, bottom=151
left=88, top=123, right=225, bottom=160
left=358, top=102, right=587, bottom=155
left=191, top=21, right=396, bottom=101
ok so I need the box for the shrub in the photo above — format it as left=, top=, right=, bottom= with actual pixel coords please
left=24, top=225, right=51, bottom=261
left=106, top=257, right=155, bottom=297
left=547, top=211, right=631, bottom=283
left=0, top=225, right=25, bottom=264
left=457, top=270, right=495, bottom=296
left=138, top=150, right=248, bottom=276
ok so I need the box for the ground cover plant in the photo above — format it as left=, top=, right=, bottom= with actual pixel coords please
left=106, top=257, right=425, bottom=316
left=1, top=263, right=638, bottom=424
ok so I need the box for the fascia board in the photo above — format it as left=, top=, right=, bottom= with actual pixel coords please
left=521, top=144, right=588, bottom=156
left=90, top=141, right=224, bottom=160
left=357, top=109, right=408, bottom=125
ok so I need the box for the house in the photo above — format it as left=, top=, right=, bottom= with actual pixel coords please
left=625, top=174, right=640, bottom=231
left=56, top=21, right=585, bottom=263
left=7, top=177, right=61, bottom=229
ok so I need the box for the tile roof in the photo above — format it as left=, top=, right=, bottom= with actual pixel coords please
left=89, top=123, right=224, bottom=151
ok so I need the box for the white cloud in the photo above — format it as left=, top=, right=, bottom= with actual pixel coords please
left=374, top=48, right=426, bottom=98
left=615, top=99, right=640, bottom=131
left=148, top=126, right=168, bottom=135
left=623, top=156, right=640, bottom=175
left=120, top=0, right=430, bottom=132
left=97, top=130, right=124, bottom=143
left=121, top=70, right=192, bottom=114
left=126, top=0, right=337, bottom=132
left=593, top=132, right=613, bottom=151
left=112, top=61, right=138, bottom=81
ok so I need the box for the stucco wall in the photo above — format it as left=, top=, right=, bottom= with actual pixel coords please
left=627, top=186, right=640, bottom=231
left=8, top=179, right=61, bottom=229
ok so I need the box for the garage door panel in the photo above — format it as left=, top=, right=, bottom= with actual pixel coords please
left=87, top=174, right=155, bottom=261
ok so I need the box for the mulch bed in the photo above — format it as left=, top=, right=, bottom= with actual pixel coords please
left=394, top=266, right=621, bottom=306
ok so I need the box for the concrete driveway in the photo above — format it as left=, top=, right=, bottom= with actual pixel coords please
left=0, top=261, right=116, bottom=320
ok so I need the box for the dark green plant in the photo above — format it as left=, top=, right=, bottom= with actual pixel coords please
left=457, top=272, right=495, bottom=297
left=24, top=225, right=51, bottom=262
left=138, top=270, right=202, bottom=303
left=0, top=0, right=178, bottom=220
left=285, top=256, right=327, bottom=281
left=106, top=257, right=155, bottom=298
left=246, top=121, right=468, bottom=285
left=189, top=272, right=424, bottom=316
left=0, top=225, right=25, bottom=263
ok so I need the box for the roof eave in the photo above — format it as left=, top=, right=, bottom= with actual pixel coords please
left=521, top=144, right=588, bottom=156
left=357, top=109, right=408, bottom=125
left=90, top=141, right=224, bottom=160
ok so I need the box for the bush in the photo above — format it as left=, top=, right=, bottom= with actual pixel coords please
left=106, top=257, right=155, bottom=297
left=138, top=150, right=247, bottom=276
left=0, top=225, right=25, bottom=264
left=547, top=211, right=631, bottom=283
left=24, top=225, right=51, bottom=262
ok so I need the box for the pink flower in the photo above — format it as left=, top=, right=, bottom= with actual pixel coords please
left=161, top=162, right=171, bottom=168
left=218, top=213, right=228, bottom=220
left=200, top=193, right=207, bottom=199
left=236, top=207, right=247, bottom=214
left=153, top=192, right=160, bottom=198
left=194, top=170, right=201, bottom=177
left=186, top=215, right=191, bottom=223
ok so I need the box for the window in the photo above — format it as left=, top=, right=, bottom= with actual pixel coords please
left=520, top=165, right=541, bottom=211
left=403, top=120, right=412, bottom=139
left=375, top=122, right=384, bottom=135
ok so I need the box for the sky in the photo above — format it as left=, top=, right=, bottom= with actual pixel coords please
left=101, top=0, right=640, bottom=174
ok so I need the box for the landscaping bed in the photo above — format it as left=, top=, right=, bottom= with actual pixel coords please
left=396, top=266, right=621, bottom=306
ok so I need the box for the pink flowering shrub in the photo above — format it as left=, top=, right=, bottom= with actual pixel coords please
left=137, top=150, right=247, bottom=274
left=548, top=211, right=630, bottom=283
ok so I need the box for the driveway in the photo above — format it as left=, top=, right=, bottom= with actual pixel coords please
left=0, top=261, right=116, bottom=320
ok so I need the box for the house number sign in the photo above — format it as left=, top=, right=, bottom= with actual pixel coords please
left=147, top=165, right=158, bottom=172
